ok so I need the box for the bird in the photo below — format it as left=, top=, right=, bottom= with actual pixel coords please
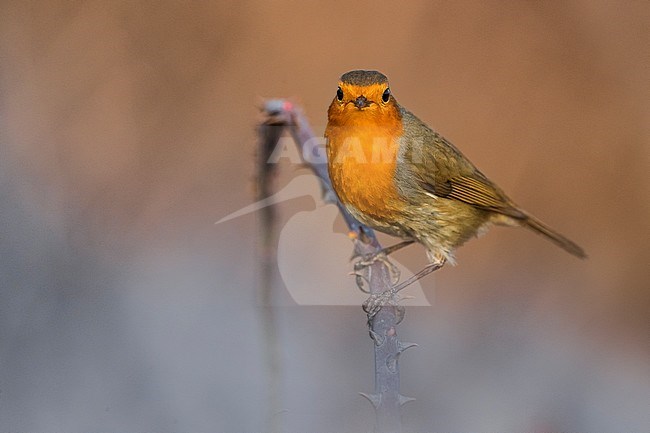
left=325, top=70, right=586, bottom=295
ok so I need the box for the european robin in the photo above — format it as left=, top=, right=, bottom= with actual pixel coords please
left=325, top=70, right=586, bottom=280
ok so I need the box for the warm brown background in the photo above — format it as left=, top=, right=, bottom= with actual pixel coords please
left=1, top=1, right=648, bottom=432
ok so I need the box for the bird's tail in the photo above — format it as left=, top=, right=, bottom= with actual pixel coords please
left=522, top=213, right=587, bottom=259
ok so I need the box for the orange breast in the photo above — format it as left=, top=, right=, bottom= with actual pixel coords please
left=326, top=112, right=406, bottom=225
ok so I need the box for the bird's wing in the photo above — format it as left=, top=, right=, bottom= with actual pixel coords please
left=402, top=113, right=525, bottom=219
left=421, top=171, right=526, bottom=219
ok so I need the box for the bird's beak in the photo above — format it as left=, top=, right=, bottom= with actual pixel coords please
left=354, top=95, right=369, bottom=109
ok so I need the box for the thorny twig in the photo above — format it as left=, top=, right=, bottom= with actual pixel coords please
left=258, top=99, right=417, bottom=433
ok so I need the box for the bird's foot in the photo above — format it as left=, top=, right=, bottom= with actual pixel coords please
left=349, top=240, right=416, bottom=292
left=351, top=251, right=401, bottom=293
left=363, top=287, right=400, bottom=319
left=363, top=259, right=446, bottom=318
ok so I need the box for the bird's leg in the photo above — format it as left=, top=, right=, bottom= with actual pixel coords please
left=391, top=259, right=445, bottom=293
left=362, top=259, right=445, bottom=318
left=378, top=239, right=416, bottom=257
left=362, top=286, right=401, bottom=320
left=351, top=240, right=415, bottom=290
left=352, top=240, right=415, bottom=264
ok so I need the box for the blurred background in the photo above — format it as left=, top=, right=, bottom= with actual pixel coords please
left=1, top=1, right=648, bottom=432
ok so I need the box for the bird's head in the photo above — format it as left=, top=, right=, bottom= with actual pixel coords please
left=327, top=70, right=400, bottom=126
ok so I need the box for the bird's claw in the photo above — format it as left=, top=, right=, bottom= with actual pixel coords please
left=362, top=287, right=400, bottom=318
left=349, top=269, right=371, bottom=293
left=352, top=252, right=401, bottom=292
left=367, top=326, right=385, bottom=345
left=383, top=257, right=401, bottom=285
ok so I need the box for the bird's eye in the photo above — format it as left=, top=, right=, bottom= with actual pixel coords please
left=336, top=87, right=344, bottom=101
left=382, top=88, right=391, bottom=103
